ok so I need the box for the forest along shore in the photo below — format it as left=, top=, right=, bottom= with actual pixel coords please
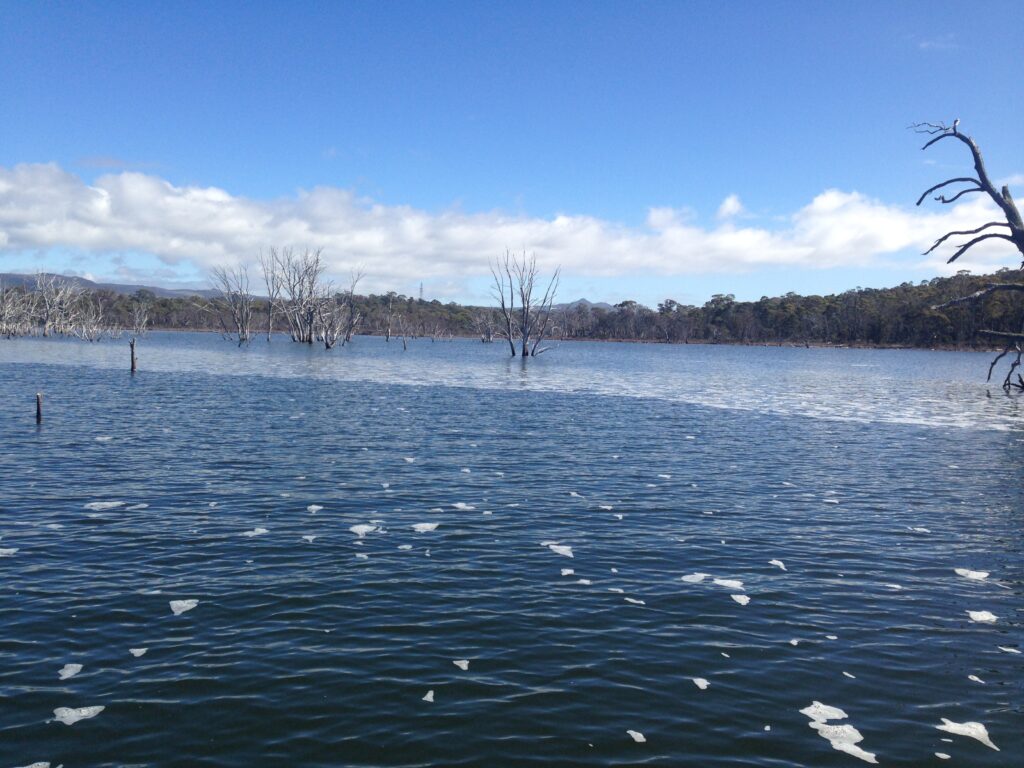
left=2, top=268, right=1022, bottom=350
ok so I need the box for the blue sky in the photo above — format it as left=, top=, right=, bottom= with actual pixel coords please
left=1, top=1, right=1022, bottom=306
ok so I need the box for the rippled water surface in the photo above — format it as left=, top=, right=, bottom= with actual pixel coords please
left=1, top=333, right=1021, bottom=767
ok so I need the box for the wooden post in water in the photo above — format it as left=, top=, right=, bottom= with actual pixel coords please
left=130, top=337, right=137, bottom=374
left=35, top=393, right=42, bottom=423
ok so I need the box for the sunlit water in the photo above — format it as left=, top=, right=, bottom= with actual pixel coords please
left=0, top=333, right=1021, bottom=767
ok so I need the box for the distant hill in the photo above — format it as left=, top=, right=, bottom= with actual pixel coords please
left=0, top=272, right=219, bottom=299
left=556, top=298, right=614, bottom=311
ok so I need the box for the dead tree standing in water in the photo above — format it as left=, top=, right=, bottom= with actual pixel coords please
left=211, top=265, right=256, bottom=345
left=914, top=121, right=1024, bottom=389
left=258, top=249, right=283, bottom=341
left=490, top=250, right=561, bottom=356
left=129, top=294, right=150, bottom=373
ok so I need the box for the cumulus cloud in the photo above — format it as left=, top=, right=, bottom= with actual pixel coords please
left=0, top=162, right=1019, bottom=292
left=716, top=194, right=744, bottom=220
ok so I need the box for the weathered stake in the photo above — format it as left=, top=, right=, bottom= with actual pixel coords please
left=35, top=392, right=42, bottom=423
left=130, top=337, right=137, bottom=374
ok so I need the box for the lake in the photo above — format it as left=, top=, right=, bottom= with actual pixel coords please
left=0, top=332, right=1021, bottom=767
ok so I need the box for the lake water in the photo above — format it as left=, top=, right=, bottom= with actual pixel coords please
left=0, top=332, right=1021, bottom=767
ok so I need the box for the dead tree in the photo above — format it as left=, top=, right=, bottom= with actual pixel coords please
left=211, top=265, right=256, bottom=345
left=384, top=291, right=396, bottom=342
left=915, top=121, right=1024, bottom=389
left=316, top=291, right=345, bottom=349
left=342, top=270, right=364, bottom=344
left=74, top=294, right=107, bottom=341
left=473, top=309, right=496, bottom=343
left=258, top=248, right=283, bottom=341
left=490, top=250, right=560, bottom=357
left=128, top=295, right=150, bottom=373
left=0, top=283, right=36, bottom=337
left=276, top=248, right=326, bottom=344
left=35, top=272, right=84, bottom=336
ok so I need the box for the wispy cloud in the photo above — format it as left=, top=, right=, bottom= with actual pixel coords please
left=916, top=33, right=959, bottom=51
left=0, top=162, right=1019, bottom=294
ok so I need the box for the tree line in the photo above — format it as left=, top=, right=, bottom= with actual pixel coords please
left=4, top=265, right=1024, bottom=350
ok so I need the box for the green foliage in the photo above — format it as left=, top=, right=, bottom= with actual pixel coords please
left=78, top=269, right=1024, bottom=348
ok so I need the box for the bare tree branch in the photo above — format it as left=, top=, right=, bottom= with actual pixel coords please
left=946, top=233, right=1016, bottom=264
left=932, top=282, right=1024, bottom=309
left=915, top=177, right=983, bottom=206
left=923, top=221, right=1009, bottom=255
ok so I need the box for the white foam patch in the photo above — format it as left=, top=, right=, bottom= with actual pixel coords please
left=129, top=648, right=148, bottom=657
left=627, top=730, right=646, bottom=743
left=307, top=505, right=323, bottom=513
left=355, top=553, right=369, bottom=559
left=58, top=663, right=82, bottom=680
left=452, top=502, right=475, bottom=511
left=936, top=718, right=999, bottom=751
left=681, top=573, right=708, bottom=583
left=53, top=705, right=104, bottom=725
left=731, top=595, right=750, bottom=606
left=547, top=544, right=574, bottom=558
left=404, top=457, right=416, bottom=463
left=0, top=548, right=18, bottom=557
left=998, top=646, right=1021, bottom=654
left=126, top=503, right=149, bottom=510
left=94, top=435, right=112, bottom=442
left=954, top=568, right=989, bottom=580
left=422, top=690, right=434, bottom=703
left=624, top=597, right=646, bottom=605
left=350, top=524, right=377, bottom=538
left=800, top=702, right=877, bottom=763
left=453, top=660, right=469, bottom=671
left=576, top=579, right=592, bottom=585
left=84, top=501, right=124, bottom=511
left=461, top=468, right=471, bottom=474
left=169, top=599, right=199, bottom=616
left=412, top=522, right=439, bottom=533
left=908, top=526, right=931, bottom=533
left=608, top=587, right=624, bottom=593
left=242, top=527, right=269, bottom=537
left=302, top=535, right=317, bottom=543
left=713, top=578, right=744, bottom=590
left=599, top=505, right=613, bottom=510
left=569, top=491, right=581, bottom=497
left=561, top=568, right=574, bottom=576
left=968, top=674, right=985, bottom=684
left=657, top=474, right=671, bottom=479
left=843, top=672, right=856, bottom=679
left=967, top=610, right=997, bottom=623
left=935, top=753, right=950, bottom=760
left=693, top=678, right=709, bottom=690
left=769, top=559, right=787, bottom=571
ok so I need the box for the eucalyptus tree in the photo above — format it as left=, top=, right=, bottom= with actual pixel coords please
left=490, top=250, right=560, bottom=357
left=914, top=121, right=1024, bottom=388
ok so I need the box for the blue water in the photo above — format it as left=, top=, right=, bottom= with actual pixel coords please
left=0, top=333, right=1021, bottom=767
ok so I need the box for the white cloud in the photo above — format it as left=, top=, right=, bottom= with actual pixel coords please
left=0, top=162, right=1020, bottom=293
left=716, top=194, right=744, bottom=220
